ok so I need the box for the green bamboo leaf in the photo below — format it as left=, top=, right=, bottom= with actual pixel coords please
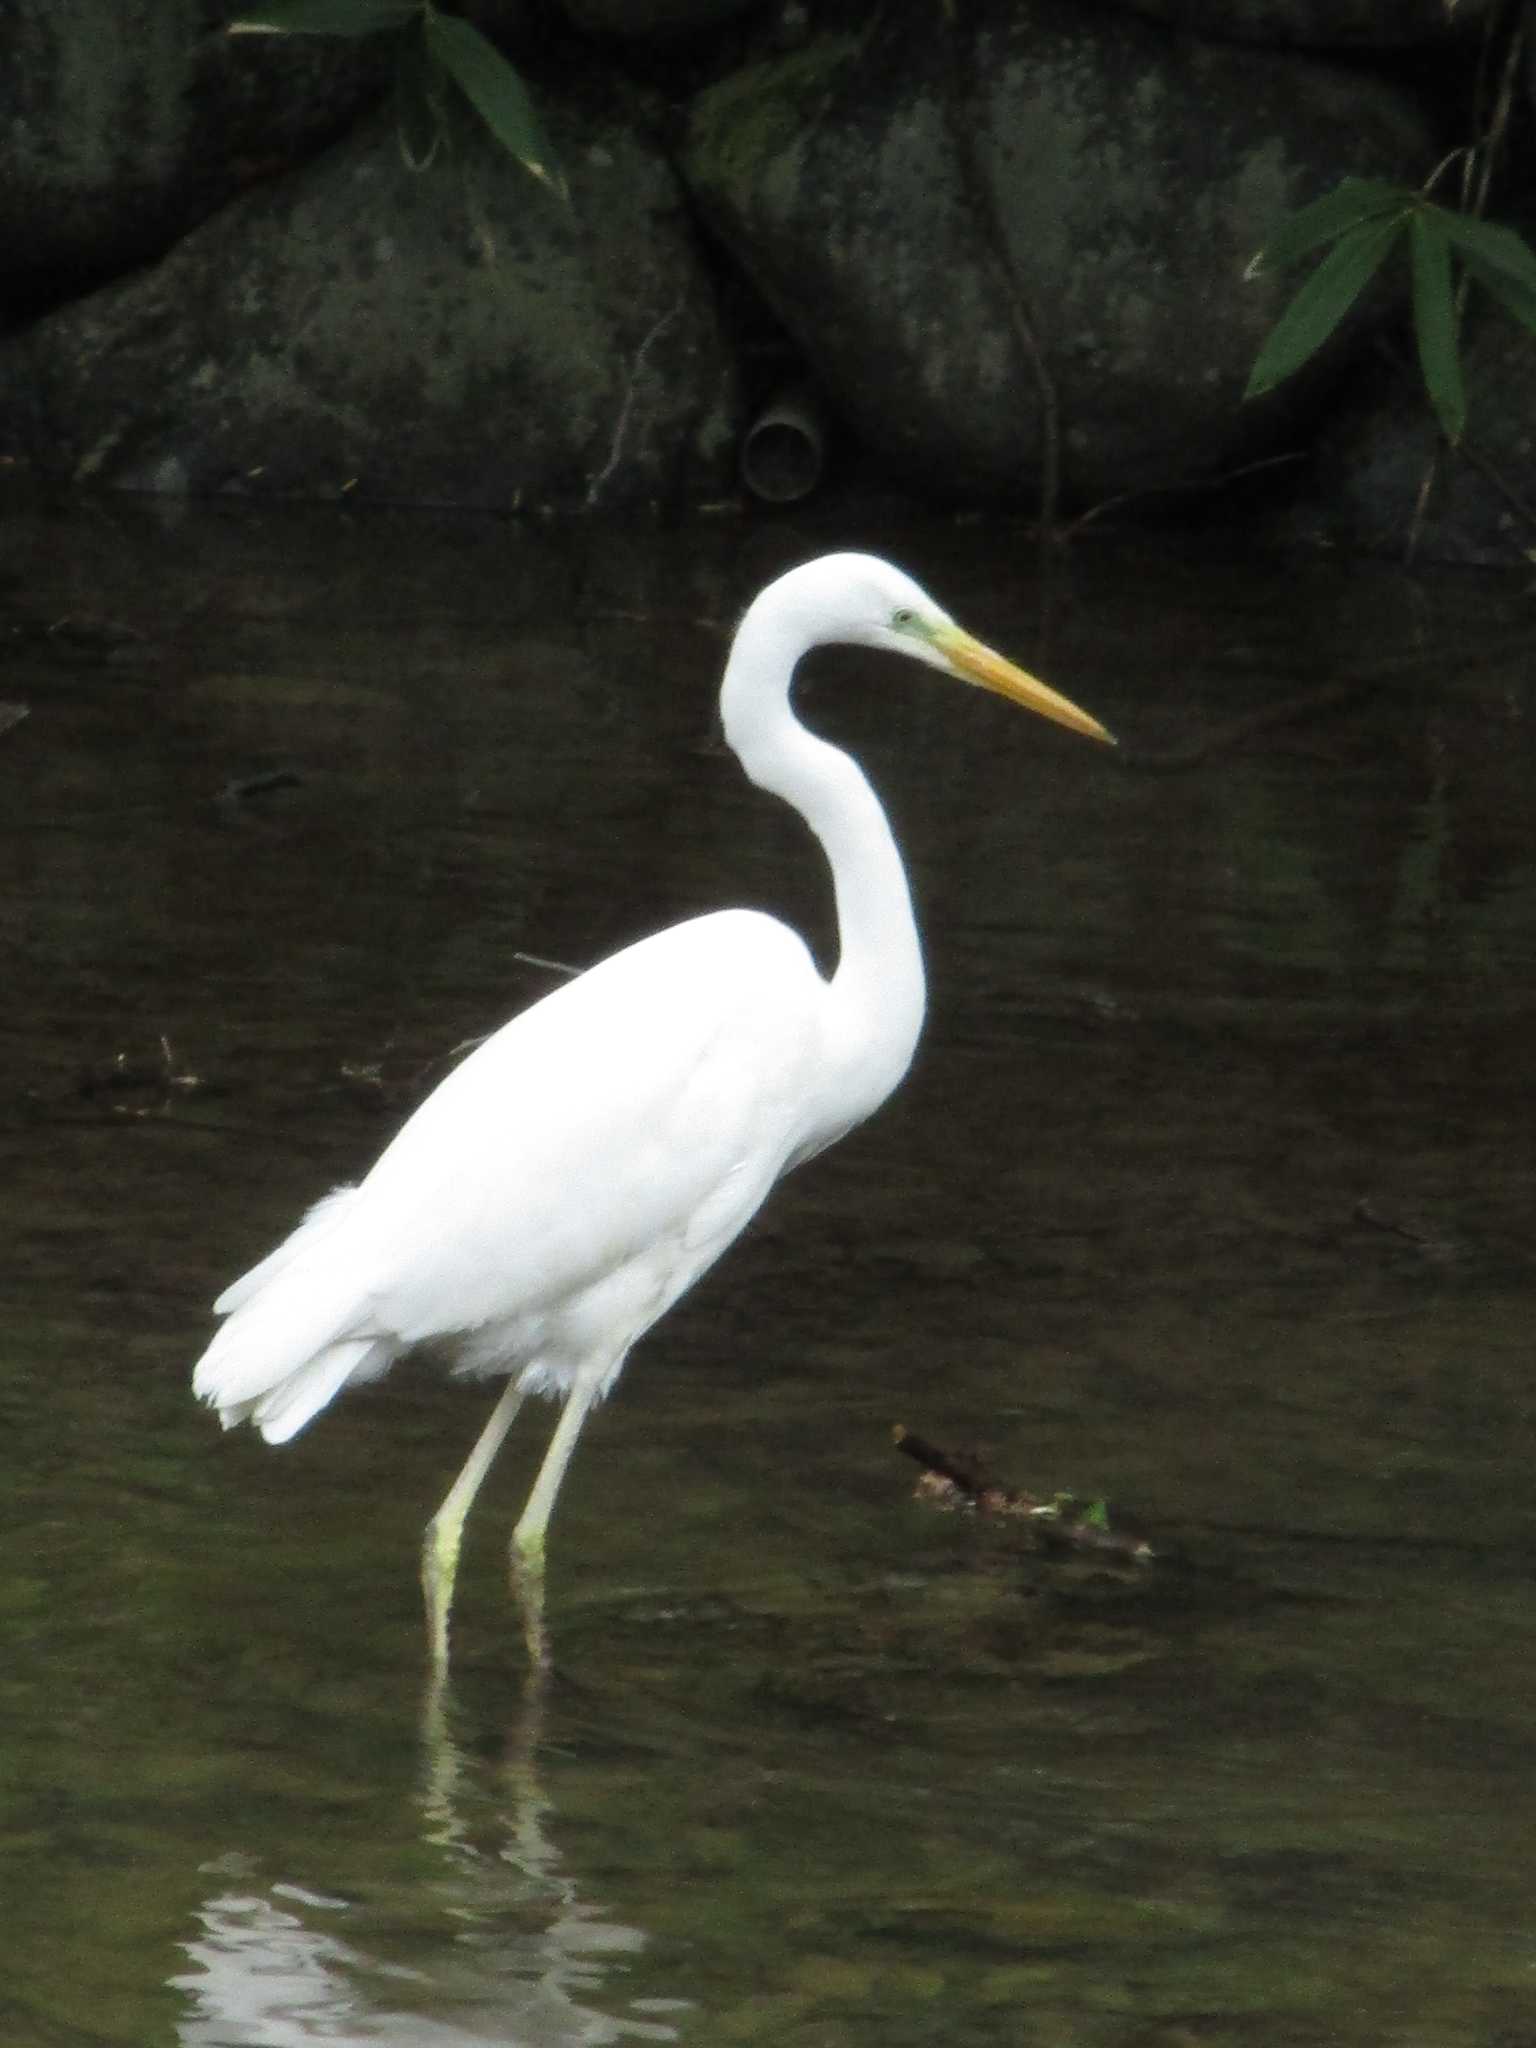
left=1440, top=209, right=1536, bottom=296
left=423, top=12, right=564, bottom=195
left=230, top=0, right=419, bottom=31
left=1245, top=213, right=1403, bottom=399
left=1459, top=247, right=1536, bottom=334
left=1249, top=176, right=1409, bottom=278
left=1410, top=211, right=1464, bottom=443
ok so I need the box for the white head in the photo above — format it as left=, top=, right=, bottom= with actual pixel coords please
left=736, top=552, right=1114, bottom=743
left=748, top=552, right=957, bottom=668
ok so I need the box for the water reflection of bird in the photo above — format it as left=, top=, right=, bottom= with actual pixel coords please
left=176, top=1664, right=653, bottom=2044
left=192, top=553, right=1112, bottom=1665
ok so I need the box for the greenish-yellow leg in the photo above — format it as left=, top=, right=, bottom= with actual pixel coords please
left=421, top=1378, right=527, bottom=1668
left=509, top=1376, right=604, bottom=1669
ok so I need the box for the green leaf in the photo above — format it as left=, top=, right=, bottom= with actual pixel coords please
left=229, top=0, right=419, bottom=30
left=1440, top=209, right=1536, bottom=297
left=423, top=12, right=563, bottom=194
left=1245, top=213, right=1402, bottom=400
left=1459, top=247, right=1536, bottom=334
left=1410, top=211, right=1464, bottom=443
left=1250, top=176, right=1409, bottom=277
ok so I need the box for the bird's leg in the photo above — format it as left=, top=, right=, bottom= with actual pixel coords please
left=509, top=1376, right=605, bottom=1668
left=421, top=1378, right=527, bottom=1668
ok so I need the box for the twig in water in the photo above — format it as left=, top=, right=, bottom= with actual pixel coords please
left=512, top=951, right=581, bottom=979
left=893, top=1424, right=1154, bottom=1563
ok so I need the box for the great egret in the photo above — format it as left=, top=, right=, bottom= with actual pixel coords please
left=192, top=553, right=1112, bottom=1664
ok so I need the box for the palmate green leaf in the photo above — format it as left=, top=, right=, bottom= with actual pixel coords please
left=1249, top=176, right=1409, bottom=277
left=424, top=11, right=564, bottom=195
left=1245, top=212, right=1402, bottom=399
left=1410, top=210, right=1464, bottom=444
left=229, top=0, right=418, bottom=31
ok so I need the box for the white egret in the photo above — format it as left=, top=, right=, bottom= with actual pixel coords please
left=192, top=553, right=1112, bottom=1664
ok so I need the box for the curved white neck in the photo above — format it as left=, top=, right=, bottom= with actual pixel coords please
left=720, top=605, right=926, bottom=1131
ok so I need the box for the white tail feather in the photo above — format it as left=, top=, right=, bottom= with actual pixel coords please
left=194, top=1190, right=392, bottom=1441
left=246, top=1337, right=393, bottom=1444
left=214, top=1186, right=357, bottom=1316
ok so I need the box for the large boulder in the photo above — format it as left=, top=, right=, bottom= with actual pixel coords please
left=1307, top=309, right=1536, bottom=564
left=1110, top=0, right=1498, bottom=46
left=684, top=0, right=1439, bottom=507
left=0, top=90, right=736, bottom=512
left=1, top=0, right=384, bottom=314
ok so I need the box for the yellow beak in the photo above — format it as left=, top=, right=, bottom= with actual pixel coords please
left=934, top=625, right=1115, bottom=747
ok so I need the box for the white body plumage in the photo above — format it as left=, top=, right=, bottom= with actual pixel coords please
left=191, top=552, right=1110, bottom=1660
left=196, top=906, right=891, bottom=1443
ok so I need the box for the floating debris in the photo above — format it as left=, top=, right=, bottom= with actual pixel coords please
left=893, top=1425, right=1154, bottom=1565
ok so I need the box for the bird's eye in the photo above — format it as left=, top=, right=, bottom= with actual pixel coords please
left=891, top=607, right=917, bottom=630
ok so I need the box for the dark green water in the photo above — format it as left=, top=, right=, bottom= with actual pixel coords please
left=3, top=496, right=1535, bottom=2046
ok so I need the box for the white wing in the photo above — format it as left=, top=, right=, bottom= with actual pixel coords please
left=193, top=909, right=834, bottom=1439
